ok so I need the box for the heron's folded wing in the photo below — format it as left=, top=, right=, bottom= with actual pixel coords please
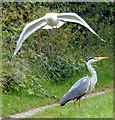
left=68, top=76, right=90, bottom=92
left=11, top=17, right=46, bottom=58
left=60, top=77, right=90, bottom=105
left=66, top=77, right=90, bottom=100
left=57, top=13, right=106, bottom=42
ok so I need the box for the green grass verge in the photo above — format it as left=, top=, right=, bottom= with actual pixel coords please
left=28, top=91, right=113, bottom=118
left=2, top=60, right=113, bottom=117
left=2, top=92, right=58, bottom=117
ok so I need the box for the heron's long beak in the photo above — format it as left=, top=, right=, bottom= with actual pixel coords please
left=96, top=57, right=109, bottom=60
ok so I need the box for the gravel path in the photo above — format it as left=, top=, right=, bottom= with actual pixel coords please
left=1, top=88, right=113, bottom=119
left=10, top=103, right=59, bottom=118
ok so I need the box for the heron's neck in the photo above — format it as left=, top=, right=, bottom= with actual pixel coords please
left=86, top=62, right=97, bottom=81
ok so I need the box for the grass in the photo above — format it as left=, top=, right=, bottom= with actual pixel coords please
left=2, top=59, right=113, bottom=117
left=28, top=91, right=113, bottom=118
left=2, top=92, right=58, bottom=117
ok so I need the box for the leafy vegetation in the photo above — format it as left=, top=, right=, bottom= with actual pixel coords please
left=2, top=2, right=113, bottom=112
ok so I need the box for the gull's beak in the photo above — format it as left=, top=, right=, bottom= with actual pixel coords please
left=96, top=57, right=109, bottom=60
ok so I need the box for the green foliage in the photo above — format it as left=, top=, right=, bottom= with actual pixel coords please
left=39, top=53, right=77, bottom=83
left=2, top=3, right=113, bottom=95
left=2, top=59, right=48, bottom=97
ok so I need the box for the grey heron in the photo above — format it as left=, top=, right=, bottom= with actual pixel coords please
left=60, top=57, right=108, bottom=110
left=10, top=13, right=106, bottom=60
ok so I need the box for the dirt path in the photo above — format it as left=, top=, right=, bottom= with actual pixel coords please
left=1, top=88, right=113, bottom=119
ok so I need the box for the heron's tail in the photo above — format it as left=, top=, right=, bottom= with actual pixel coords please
left=60, top=99, right=71, bottom=106
left=60, top=93, right=72, bottom=106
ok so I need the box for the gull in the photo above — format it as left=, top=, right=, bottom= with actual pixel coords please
left=10, top=13, right=106, bottom=60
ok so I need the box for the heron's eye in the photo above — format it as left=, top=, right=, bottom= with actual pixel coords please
left=88, top=57, right=94, bottom=61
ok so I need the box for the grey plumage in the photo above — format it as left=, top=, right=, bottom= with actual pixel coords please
left=60, top=76, right=91, bottom=106
left=60, top=57, right=108, bottom=109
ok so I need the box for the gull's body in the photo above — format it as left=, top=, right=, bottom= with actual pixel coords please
left=44, top=13, right=60, bottom=27
left=10, top=13, right=106, bottom=60
left=60, top=57, right=108, bottom=110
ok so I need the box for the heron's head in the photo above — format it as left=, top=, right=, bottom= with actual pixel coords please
left=87, top=57, right=108, bottom=64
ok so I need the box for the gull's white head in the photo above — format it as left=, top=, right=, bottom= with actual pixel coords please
left=45, top=13, right=59, bottom=26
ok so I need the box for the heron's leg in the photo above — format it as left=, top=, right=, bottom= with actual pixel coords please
left=78, top=99, right=82, bottom=108
left=74, top=99, right=76, bottom=110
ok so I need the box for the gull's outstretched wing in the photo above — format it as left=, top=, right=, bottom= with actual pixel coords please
left=10, top=17, right=46, bottom=59
left=57, top=13, right=106, bottom=42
